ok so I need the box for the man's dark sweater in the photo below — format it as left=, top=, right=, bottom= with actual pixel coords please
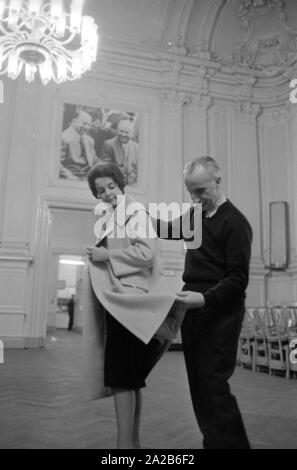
left=183, top=200, right=252, bottom=309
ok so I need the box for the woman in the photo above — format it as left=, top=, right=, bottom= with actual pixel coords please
left=83, top=162, right=183, bottom=449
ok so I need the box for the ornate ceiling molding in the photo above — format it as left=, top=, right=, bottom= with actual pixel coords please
left=161, top=0, right=226, bottom=61
left=159, top=58, right=184, bottom=93
left=236, top=100, right=262, bottom=123
left=189, top=95, right=212, bottom=118
left=161, top=90, right=190, bottom=113
left=260, top=104, right=295, bottom=124
left=232, top=0, right=297, bottom=76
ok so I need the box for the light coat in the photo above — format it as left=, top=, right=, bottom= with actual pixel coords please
left=82, top=195, right=184, bottom=399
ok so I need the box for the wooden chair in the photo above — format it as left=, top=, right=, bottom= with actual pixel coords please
left=252, top=308, right=270, bottom=373
left=283, top=307, right=297, bottom=339
left=265, top=307, right=290, bottom=379
left=288, top=336, right=297, bottom=378
left=238, top=308, right=257, bottom=370
left=284, top=309, right=297, bottom=377
left=238, top=306, right=297, bottom=379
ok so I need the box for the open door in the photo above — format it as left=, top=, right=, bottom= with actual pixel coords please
left=46, top=253, right=59, bottom=333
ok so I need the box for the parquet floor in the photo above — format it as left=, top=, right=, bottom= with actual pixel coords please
left=0, top=330, right=297, bottom=449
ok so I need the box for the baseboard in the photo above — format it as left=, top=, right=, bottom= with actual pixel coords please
left=1, top=337, right=25, bottom=349
left=24, top=337, right=44, bottom=348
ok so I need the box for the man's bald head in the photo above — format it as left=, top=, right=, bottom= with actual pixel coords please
left=73, top=111, right=92, bottom=134
left=117, top=119, right=133, bottom=144
left=183, top=156, right=223, bottom=211
left=183, top=156, right=221, bottom=180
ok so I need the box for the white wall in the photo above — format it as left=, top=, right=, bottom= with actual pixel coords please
left=0, top=1, right=296, bottom=347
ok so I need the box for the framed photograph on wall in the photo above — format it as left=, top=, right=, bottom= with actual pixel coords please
left=59, top=102, right=140, bottom=186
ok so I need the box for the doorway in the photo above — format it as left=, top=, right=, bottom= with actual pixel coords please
left=46, top=254, right=86, bottom=334
left=32, top=201, right=95, bottom=347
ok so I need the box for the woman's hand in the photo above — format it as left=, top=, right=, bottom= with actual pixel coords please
left=86, top=246, right=109, bottom=263
left=175, top=291, right=205, bottom=308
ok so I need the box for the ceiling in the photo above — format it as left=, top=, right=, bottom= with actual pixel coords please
left=85, top=0, right=297, bottom=77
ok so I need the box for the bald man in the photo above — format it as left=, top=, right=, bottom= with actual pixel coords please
left=100, top=119, right=138, bottom=185
left=61, top=111, right=98, bottom=180
left=157, top=156, right=252, bottom=448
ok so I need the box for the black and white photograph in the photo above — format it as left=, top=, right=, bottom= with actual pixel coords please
left=60, top=103, right=140, bottom=185
left=1, top=0, right=297, bottom=458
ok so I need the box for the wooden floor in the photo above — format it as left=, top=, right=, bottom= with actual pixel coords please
left=1, top=329, right=297, bottom=449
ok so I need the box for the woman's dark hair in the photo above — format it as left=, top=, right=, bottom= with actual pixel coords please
left=87, top=162, right=126, bottom=198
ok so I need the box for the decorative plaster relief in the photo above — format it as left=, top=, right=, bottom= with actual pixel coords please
left=236, top=100, right=262, bottom=123
left=161, top=91, right=189, bottom=113
left=235, top=75, right=257, bottom=99
left=260, top=106, right=293, bottom=125
left=232, top=0, right=297, bottom=75
left=160, top=59, right=184, bottom=91
left=189, top=41, right=212, bottom=60
left=190, top=95, right=212, bottom=118
left=194, top=66, right=208, bottom=94
left=166, top=34, right=188, bottom=56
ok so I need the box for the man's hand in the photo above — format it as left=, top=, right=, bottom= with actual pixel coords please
left=176, top=291, right=205, bottom=308
left=86, top=246, right=109, bottom=263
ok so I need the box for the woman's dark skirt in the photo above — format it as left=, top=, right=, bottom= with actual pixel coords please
left=104, top=311, right=167, bottom=390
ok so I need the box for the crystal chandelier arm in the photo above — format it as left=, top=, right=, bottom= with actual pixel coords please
left=50, top=48, right=74, bottom=64
left=42, top=38, right=77, bottom=59
left=40, top=21, right=77, bottom=47
left=0, top=22, right=13, bottom=35
left=0, top=39, right=18, bottom=51
left=0, top=23, right=28, bottom=44
left=40, top=2, right=51, bottom=15
left=51, top=29, right=77, bottom=46
left=43, top=22, right=58, bottom=38
left=4, top=30, right=29, bottom=42
left=0, top=16, right=27, bottom=35
left=10, top=19, right=27, bottom=32
left=47, top=41, right=95, bottom=64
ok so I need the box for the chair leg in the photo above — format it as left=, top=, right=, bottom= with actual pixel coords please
left=267, top=344, right=272, bottom=375
left=252, top=342, right=256, bottom=372
left=284, top=345, right=290, bottom=379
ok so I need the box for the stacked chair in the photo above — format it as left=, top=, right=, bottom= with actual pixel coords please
left=238, top=308, right=257, bottom=370
left=283, top=307, right=297, bottom=378
left=238, top=305, right=297, bottom=379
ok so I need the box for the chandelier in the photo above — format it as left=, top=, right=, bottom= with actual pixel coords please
left=0, top=0, right=98, bottom=84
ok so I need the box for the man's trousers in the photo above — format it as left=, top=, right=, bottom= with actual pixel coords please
left=181, top=303, right=250, bottom=449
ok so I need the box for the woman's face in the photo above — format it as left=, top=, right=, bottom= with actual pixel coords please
left=94, top=177, right=123, bottom=208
